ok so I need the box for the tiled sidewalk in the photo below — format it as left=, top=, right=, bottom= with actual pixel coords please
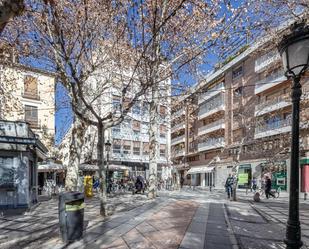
left=66, top=200, right=199, bottom=249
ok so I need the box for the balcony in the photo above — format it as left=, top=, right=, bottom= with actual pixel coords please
left=171, top=122, right=186, bottom=133
left=197, top=119, right=225, bottom=136
left=254, top=69, right=287, bottom=94
left=22, top=91, right=40, bottom=101
left=198, top=137, right=225, bottom=152
left=198, top=98, right=225, bottom=120
left=255, top=94, right=291, bottom=116
left=254, top=118, right=291, bottom=139
left=172, top=149, right=185, bottom=158
left=198, top=82, right=224, bottom=105
left=172, top=108, right=185, bottom=119
left=255, top=52, right=280, bottom=73
left=171, top=135, right=185, bottom=146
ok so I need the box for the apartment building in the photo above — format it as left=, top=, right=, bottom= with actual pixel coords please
left=171, top=41, right=309, bottom=192
left=60, top=82, right=172, bottom=180
left=0, top=57, right=56, bottom=150
left=0, top=52, right=56, bottom=207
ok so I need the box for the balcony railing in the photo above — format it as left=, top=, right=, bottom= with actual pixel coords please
left=171, top=134, right=185, bottom=146
left=171, top=122, right=186, bottom=133
left=198, top=137, right=225, bottom=152
left=172, top=108, right=185, bottom=118
left=254, top=118, right=292, bottom=139
left=254, top=69, right=286, bottom=94
left=23, top=91, right=40, bottom=101
left=255, top=94, right=291, bottom=116
left=198, top=82, right=224, bottom=105
left=255, top=52, right=280, bottom=72
left=198, top=97, right=224, bottom=120
left=198, top=119, right=225, bottom=136
left=172, top=149, right=185, bottom=158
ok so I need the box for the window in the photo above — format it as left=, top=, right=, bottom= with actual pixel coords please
left=160, top=125, right=166, bottom=138
left=142, top=102, right=149, bottom=115
left=234, top=86, right=243, bottom=97
left=123, top=140, right=131, bottom=154
left=113, top=139, right=121, bottom=154
left=112, top=125, right=121, bottom=133
left=132, top=120, right=141, bottom=131
left=24, top=75, right=39, bottom=99
left=132, top=102, right=141, bottom=114
left=25, top=105, right=38, bottom=127
left=113, top=144, right=121, bottom=154
left=160, top=144, right=166, bottom=157
left=143, top=142, right=149, bottom=155
left=188, top=155, right=199, bottom=162
left=112, top=98, right=121, bottom=112
left=232, top=66, right=243, bottom=79
left=133, top=141, right=140, bottom=155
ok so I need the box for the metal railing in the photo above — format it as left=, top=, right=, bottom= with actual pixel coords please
left=198, top=97, right=224, bottom=117
left=255, top=94, right=290, bottom=113
left=198, top=137, right=225, bottom=150
left=171, top=134, right=185, bottom=145
left=171, top=122, right=185, bottom=132
left=255, top=69, right=285, bottom=91
left=255, top=118, right=292, bottom=134
left=198, top=82, right=224, bottom=104
left=255, top=52, right=280, bottom=72
left=198, top=119, right=224, bottom=134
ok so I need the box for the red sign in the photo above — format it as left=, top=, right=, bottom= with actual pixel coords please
left=301, top=165, right=309, bottom=192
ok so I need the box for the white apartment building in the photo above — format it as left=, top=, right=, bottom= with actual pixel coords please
left=60, top=80, right=172, bottom=180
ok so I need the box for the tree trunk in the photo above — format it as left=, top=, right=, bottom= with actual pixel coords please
left=148, top=85, right=159, bottom=199
left=65, top=117, right=85, bottom=191
left=232, top=165, right=239, bottom=201
left=97, top=122, right=108, bottom=216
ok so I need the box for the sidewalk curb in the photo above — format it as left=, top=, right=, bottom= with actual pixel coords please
left=223, top=203, right=240, bottom=249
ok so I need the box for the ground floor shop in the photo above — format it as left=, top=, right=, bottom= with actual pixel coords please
left=181, top=156, right=309, bottom=193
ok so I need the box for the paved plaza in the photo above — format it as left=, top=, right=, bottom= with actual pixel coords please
left=0, top=189, right=308, bottom=249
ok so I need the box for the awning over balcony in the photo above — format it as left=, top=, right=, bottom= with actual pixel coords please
left=187, top=166, right=215, bottom=174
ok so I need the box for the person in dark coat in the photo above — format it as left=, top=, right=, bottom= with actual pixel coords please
left=265, top=176, right=275, bottom=199
left=135, top=176, right=144, bottom=194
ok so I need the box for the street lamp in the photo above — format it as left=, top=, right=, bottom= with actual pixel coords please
left=278, top=20, right=309, bottom=249
left=105, top=140, right=112, bottom=193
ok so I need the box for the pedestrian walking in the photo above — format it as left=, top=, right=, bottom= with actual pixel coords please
left=252, top=177, right=257, bottom=192
left=180, top=176, right=184, bottom=189
left=265, top=176, right=276, bottom=199
left=225, top=173, right=234, bottom=199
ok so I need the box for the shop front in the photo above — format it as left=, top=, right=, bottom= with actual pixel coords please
left=187, top=166, right=215, bottom=187
left=301, top=158, right=309, bottom=194
left=237, top=164, right=252, bottom=189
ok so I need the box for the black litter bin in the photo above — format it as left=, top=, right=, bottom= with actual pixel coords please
left=59, top=192, right=84, bottom=242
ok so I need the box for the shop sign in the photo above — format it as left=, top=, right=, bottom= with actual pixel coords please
left=238, top=173, right=249, bottom=184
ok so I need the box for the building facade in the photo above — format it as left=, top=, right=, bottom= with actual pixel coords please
left=171, top=42, right=309, bottom=192
left=59, top=83, right=172, bottom=181
left=0, top=56, right=57, bottom=199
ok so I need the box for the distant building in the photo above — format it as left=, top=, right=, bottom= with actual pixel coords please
left=59, top=82, right=172, bottom=180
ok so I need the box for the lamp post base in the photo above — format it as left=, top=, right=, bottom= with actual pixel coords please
left=284, top=239, right=303, bottom=249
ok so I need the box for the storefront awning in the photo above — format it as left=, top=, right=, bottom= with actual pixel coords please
left=38, top=162, right=64, bottom=172
left=187, top=166, right=215, bottom=174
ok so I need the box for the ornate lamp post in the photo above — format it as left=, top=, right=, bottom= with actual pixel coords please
left=278, top=21, right=309, bottom=249
left=105, top=140, right=112, bottom=193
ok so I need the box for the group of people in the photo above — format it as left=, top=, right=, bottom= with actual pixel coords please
left=225, top=173, right=276, bottom=199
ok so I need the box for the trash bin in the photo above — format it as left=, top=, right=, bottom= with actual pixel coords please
left=59, top=192, right=84, bottom=242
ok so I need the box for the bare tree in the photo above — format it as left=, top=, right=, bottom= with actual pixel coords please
left=0, top=0, right=24, bottom=33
